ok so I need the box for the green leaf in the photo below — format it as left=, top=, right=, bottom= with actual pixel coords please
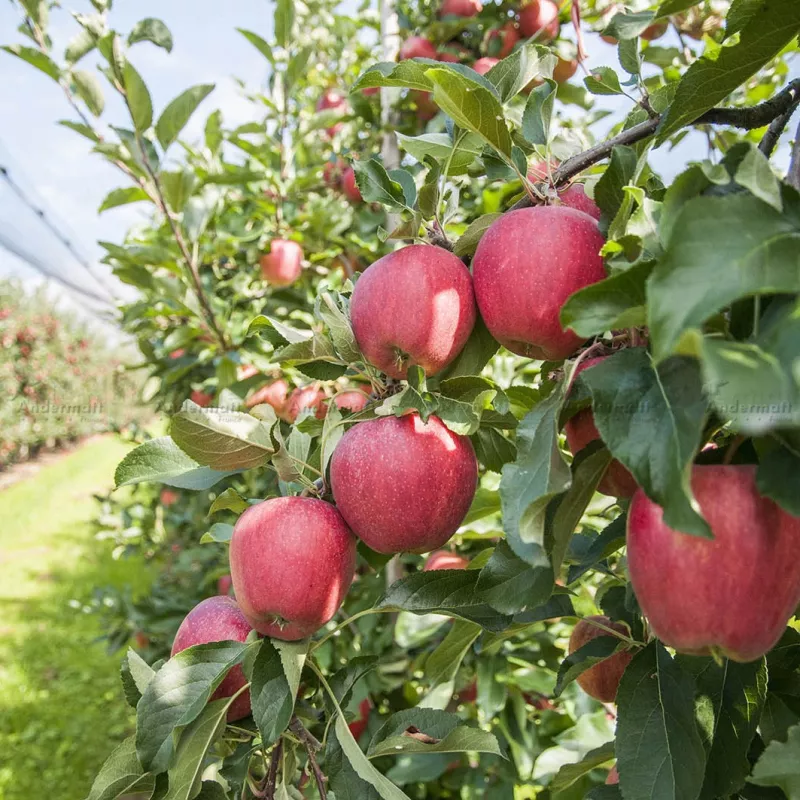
left=677, top=656, right=768, bottom=799
left=735, top=144, right=783, bottom=212
left=603, top=11, right=656, bottom=39
left=352, top=60, right=437, bottom=93
left=208, top=487, right=248, bottom=516
left=582, top=348, right=711, bottom=537
left=236, top=28, right=273, bottom=63
left=136, top=640, right=253, bottom=773
left=522, top=80, right=557, bottom=146
left=156, top=84, right=215, bottom=150
left=325, top=728, right=381, bottom=800
left=115, top=436, right=240, bottom=490
left=318, top=292, right=361, bottom=364
left=649, top=193, right=800, bottom=360
left=475, top=540, right=552, bottom=615
left=567, top=515, right=626, bottom=585
left=421, top=621, right=481, bottom=702
left=584, top=66, right=625, bottom=96
left=128, top=18, right=173, bottom=51
left=98, top=186, right=149, bottom=213
left=199, top=523, right=234, bottom=544
left=85, top=735, right=154, bottom=800
left=59, top=119, right=101, bottom=142
left=274, top=0, right=294, bottom=48
left=65, top=27, right=97, bottom=64
left=486, top=43, right=556, bottom=103
left=425, top=67, right=513, bottom=158
left=618, top=37, right=641, bottom=76
left=750, top=722, right=800, bottom=797
left=397, top=132, right=481, bottom=176
left=453, top=214, right=503, bottom=258
left=123, top=62, right=153, bottom=132
left=471, top=426, right=516, bottom=473
left=616, top=642, right=706, bottom=800
left=500, top=383, right=571, bottom=562
left=352, top=158, right=410, bottom=211
left=656, top=0, right=702, bottom=15
left=248, top=639, right=307, bottom=747
left=554, top=636, right=628, bottom=697
left=550, top=741, right=616, bottom=793
left=121, top=648, right=156, bottom=707
left=2, top=44, right=60, bottom=80
left=657, top=1, right=800, bottom=143
left=594, top=145, right=637, bottom=222
left=757, top=446, right=800, bottom=517
left=170, top=401, right=275, bottom=471
left=561, top=261, right=651, bottom=338
left=71, top=69, right=105, bottom=116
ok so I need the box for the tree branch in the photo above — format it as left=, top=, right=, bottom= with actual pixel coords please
left=289, top=717, right=327, bottom=800
left=788, top=118, right=800, bottom=191
left=759, top=87, right=800, bottom=157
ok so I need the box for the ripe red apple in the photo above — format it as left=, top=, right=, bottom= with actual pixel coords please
left=424, top=550, right=470, bottom=571
left=160, top=488, right=179, bottom=507
left=399, top=36, right=438, bottom=61
left=640, top=22, right=668, bottom=40
left=217, top=574, right=233, bottom=595
left=330, top=413, right=478, bottom=554
left=238, top=364, right=259, bottom=381
left=190, top=390, right=214, bottom=407
left=362, top=86, right=380, bottom=97
left=332, top=390, right=369, bottom=413
left=606, top=765, right=619, bottom=785
left=439, top=0, right=481, bottom=16
left=568, top=615, right=633, bottom=702
left=410, top=90, right=439, bottom=121
left=171, top=596, right=253, bottom=721
left=437, top=50, right=461, bottom=63
left=284, top=384, right=327, bottom=422
left=350, top=244, right=476, bottom=379
left=323, top=158, right=345, bottom=186
left=486, top=22, right=520, bottom=58
left=553, top=56, right=578, bottom=83
left=341, top=167, right=362, bottom=203
left=456, top=680, right=477, bottom=703
left=316, top=89, right=347, bottom=137
left=169, top=348, right=186, bottom=359
left=472, top=206, right=606, bottom=360
left=134, top=631, right=149, bottom=649
left=519, top=0, right=560, bottom=40
left=260, top=239, right=303, bottom=286
left=230, top=497, right=357, bottom=640
left=528, top=157, right=558, bottom=182
left=564, top=357, right=638, bottom=498
left=628, top=465, right=800, bottom=662
left=245, top=378, right=289, bottom=416
left=348, top=698, right=372, bottom=740
left=473, top=57, right=499, bottom=75
left=557, top=184, right=602, bottom=221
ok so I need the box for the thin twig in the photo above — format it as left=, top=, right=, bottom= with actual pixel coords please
left=788, top=118, right=800, bottom=190
left=289, top=717, right=327, bottom=800
left=759, top=86, right=800, bottom=157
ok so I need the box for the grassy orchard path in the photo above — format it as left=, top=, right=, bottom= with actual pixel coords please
left=0, top=435, right=153, bottom=799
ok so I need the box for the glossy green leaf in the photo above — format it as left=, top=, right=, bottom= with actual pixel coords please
left=554, top=635, right=629, bottom=697
left=750, top=722, right=800, bottom=797
left=98, top=186, right=150, bottom=213
left=156, top=84, right=215, bottom=150
left=128, top=18, right=173, bottom=52
left=85, top=735, right=155, bottom=800
left=2, top=44, right=60, bottom=80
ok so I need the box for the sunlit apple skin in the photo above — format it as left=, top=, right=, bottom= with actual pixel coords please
left=473, top=57, right=499, bottom=75
left=558, top=184, right=602, bottom=221
left=553, top=57, right=578, bottom=83
left=230, top=497, right=357, bottom=641
left=260, top=239, right=303, bottom=286
left=424, top=550, right=470, bottom=571
left=245, top=378, right=290, bottom=415
left=628, top=465, right=800, bottom=663
left=351, top=244, right=476, bottom=379
left=399, top=36, right=438, bottom=61
left=171, top=596, right=253, bottom=721
left=440, top=0, right=481, bottom=16
left=330, top=414, right=478, bottom=554
left=519, top=0, right=560, bottom=40
left=284, top=385, right=327, bottom=422
left=341, top=167, right=362, bottom=203
left=568, top=615, right=633, bottom=702
left=332, top=390, right=369, bottom=413
left=472, top=206, right=606, bottom=360
left=486, top=22, right=520, bottom=58
left=606, top=765, right=619, bottom=785
left=564, top=357, right=638, bottom=498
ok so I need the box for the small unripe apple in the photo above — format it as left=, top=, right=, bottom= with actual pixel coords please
left=628, top=465, right=800, bottom=662
left=245, top=379, right=289, bottom=415
left=486, top=22, right=520, bottom=58
left=553, top=56, right=578, bottom=83
left=568, top=615, right=633, bottom=702
left=260, top=239, right=303, bottom=286
left=341, top=167, right=362, bottom=203
left=330, top=413, right=478, bottom=554
left=472, top=206, right=606, bottom=360
left=557, top=184, right=602, bottom=221
left=410, top=90, right=439, bottom=121
left=350, top=244, right=476, bottom=379
left=171, top=596, right=253, bottom=721
left=399, top=36, right=438, bottom=61
left=333, top=390, right=369, bottom=413
left=519, top=0, right=560, bottom=40
left=606, top=765, right=619, bottom=785
left=348, top=697, right=372, bottom=740
left=473, top=57, right=499, bottom=75
left=230, top=497, right=357, bottom=640
left=284, top=384, right=327, bottom=422
left=217, top=574, right=233, bottom=596
left=160, top=488, right=179, bottom=507
left=564, top=357, right=638, bottom=498
left=190, top=390, right=213, bottom=407
left=424, top=550, right=470, bottom=571
left=439, top=0, right=481, bottom=17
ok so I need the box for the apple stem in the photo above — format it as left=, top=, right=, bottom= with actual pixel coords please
left=256, top=739, right=283, bottom=799
left=290, top=716, right=328, bottom=799
left=565, top=341, right=606, bottom=396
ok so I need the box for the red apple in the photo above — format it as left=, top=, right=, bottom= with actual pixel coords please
left=456, top=680, right=477, bottom=703
left=316, top=89, right=347, bottom=137
left=350, top=244, right=476, bottom=379
left=439, top=0, right=481, bottom=17
left=473, top=57, right=499, bottom=75
left=323, top=158, right=345, bottom=186
left=564, top=357, right=638, bottom=498
left=230, top=497, right=357, bottom=640
left=486, top=22, right=520, bottom=58
left=190, top=390, right=214, bottom=407
left=134, top=631, right=149, bottom=649
left=332, top=390, right=369, bottom=413
left=330, top=413, right=478, bottom=554
left=169, top=348, right=186, bottom=359
left=341, top=167, right=362, bottom=203
left=246, top=378, right=289, bottom=415
left=437, top=51, right=461, bottom=63
left=284, top=384, right=327, bottom=422
left=424, top=550, right=469, bottom=571
left=217, top=574, right=233, bottom=596
left=557, top=184, right=602, bottom=221
left=628, top=465, right=800, bottom=662
left=348, top=698, right=372, bottom=740
left=171, top=596, right=253, bottom=721
left=260, top=239, right=303, bottom=286
left=160, top=488, right=179, bottom=507
left=553, top=56, right=578, bottom=83
left=362, top=86, right=380, bottom=96
left=568, top=615, right=633, bottom=702
left=528, top=158, right=558, bottom=182
left=640, top=22, right=668, bottom=40
left=519, top=0, right=560, bottom=41
left=606, top=765, right=619, bottom=785
left=411, top=90, right=439, bottom=121
left=238, top=364, right=259, bottom=381
left=399, top=36, right=438, bottom=61
left=472, top=206, right=606, bottom=360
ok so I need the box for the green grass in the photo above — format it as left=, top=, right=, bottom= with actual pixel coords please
left=0, top=436, right=153, bottom=800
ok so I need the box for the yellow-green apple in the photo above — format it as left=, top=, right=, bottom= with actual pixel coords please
left=519, top=0, right=560, bottom=40
left=171, top=596, right=253, bottom=721
left=399, top=36, right=438, bottom=60
left=568, top=615, right=632, bottom=702
left=472, top=206, right=606, bottom=360
left=260, top=240, right=303, bottom=286
left=486, top=22, right=520, bottom=58
left=424, top=550, right=469, bottom=570
left=332, top=390, right=369, bottom=413
left=473, top=57, right=499, bottom=75
left=350, top=244, right=476, bottom=379
left=440, top=0, right=481, bottom=16
left=628, top=465, right=800, bottom=662
left=341, top=167, right=362, bottom=203
left=330, top=413, right=478, bottom=553
left=245, top=378, right=289, bottom=415
left=564, top=357, right=638, bottom=497
left=230, top=497, right=357, bottom=640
